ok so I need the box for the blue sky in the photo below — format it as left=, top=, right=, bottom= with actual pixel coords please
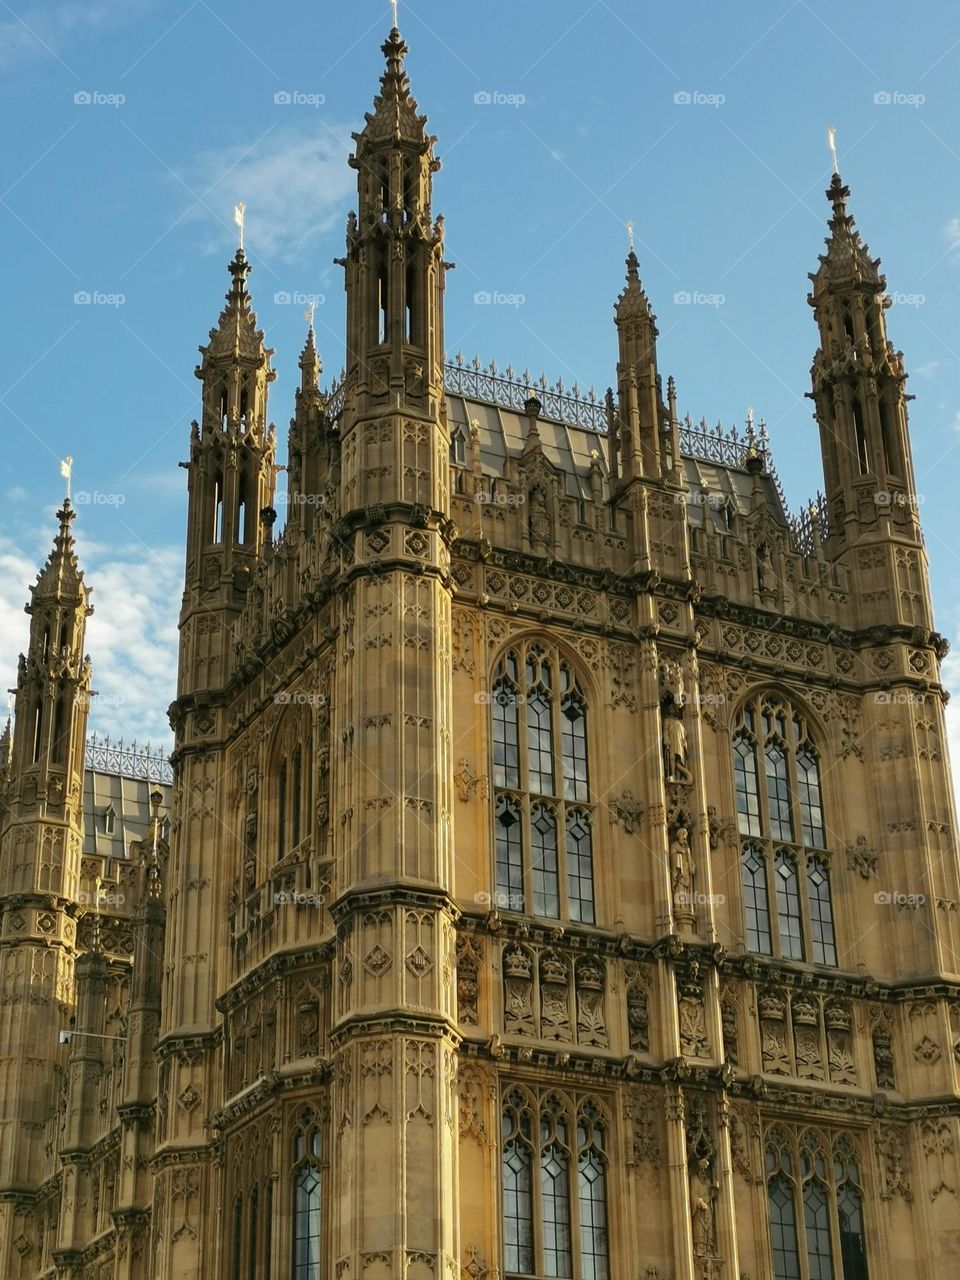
left=1, top=0, right=960, bottom=761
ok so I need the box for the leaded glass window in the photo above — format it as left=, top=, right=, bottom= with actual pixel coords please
left=501, top=1088, right=609, bottom=1280
left=741, top=844, right=772, bottom=954
left=732, top=695, right=839, bottom=966
left=808, top=858, right=837, bottom=966
left=765, top=1127, right=871, bottom=1280
left=490, top=644, right=595, bottom=923
left=292, top=1111, right=323, bottom=1280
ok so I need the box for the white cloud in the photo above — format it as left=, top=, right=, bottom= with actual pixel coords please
left=182, top=123, right=356, bottom=264
left=0, top=520, right=180, bottom=750
left=948, top=217, right=960, bottom=259
left=0, top=0, right=153, bottom=73
left=914, top=360, right=940, bottom=379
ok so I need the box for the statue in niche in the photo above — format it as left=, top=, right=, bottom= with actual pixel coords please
left=529, top=486, right=550, bottom=551
left=690, top=1157, right=717, bottom=1257
left=756, top=542, right=771, bottom=594
left=671, top=826, right=695, bottom=919
left=662, top=710, right=692, bottom=784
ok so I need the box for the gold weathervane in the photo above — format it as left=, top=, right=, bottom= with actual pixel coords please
left=59, top=456, right=73, bottom=500
left=390, top=0, right=399, bottom=28
left=234, top=201, right=246, bottom=250
left=827, top=124, right=839, bottom=176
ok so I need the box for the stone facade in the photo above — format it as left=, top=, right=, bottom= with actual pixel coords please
left=1, top=18, right=959, bottom=1280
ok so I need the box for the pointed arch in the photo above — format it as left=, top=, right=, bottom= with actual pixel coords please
left=730, top=689, right=838, bottom=966
left=488, top=636, right=599, bottom=923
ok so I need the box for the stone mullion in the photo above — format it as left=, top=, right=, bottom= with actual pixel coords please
left=715, top=1096, right=742, bottom=1280
left=664, top=1085, right=696, bottom=1280
left=682, top=645, right=717, bottom=944
left=637, top=626, right=671, bottom=935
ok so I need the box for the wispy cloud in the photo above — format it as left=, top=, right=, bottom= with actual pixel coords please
left=0, top=0, right=154, bottom=73
left=947, top=216, right=960, bottom=260
left=180, top=122, right=356, bottom=264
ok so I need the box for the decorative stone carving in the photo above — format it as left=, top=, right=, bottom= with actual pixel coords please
left=791, top=994, right=824, bottom=1081
left=685, top=1093, right=720, bottom=1269
left=502, top=944, right=534, bottom=1036
left=539, top=949, right=572, bottom=1042
left=878, top=1126, right=913, bottom=1202
left=671, top=825, right=695, bottom=922
left=625, top=1088, right=662, bottom=1166
left=759, top=988, right=791, bottom=1075
left=846, top=834, right=878, bottom=879
left=453, top=758, right=488, bottom=803
left=609, top=789, right=645, bottom=835
left=920, top=1119, right=956, bottom=1201
left=870, top=1007, right=896, bottom=1089
left=608, top=643, right=637, bottom=712
left=575, top=954, right=607, bottom=1048
left=914, top=1035, right=941, bottom=1065
left=662, top=710, right=692, bottom=785
left=678, top=965, right=710, bottom=1058
left=626, top=971, right=650, bottom=1053
left=720, top=985, right=739, bottom=1066
left=825, top=1001, right=857, bottom=1085
left=456, top=936, right=480, bottom=1026
left=457, top=1065, right=489, bottom=1145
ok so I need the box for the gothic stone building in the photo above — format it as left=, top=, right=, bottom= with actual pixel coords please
left=1, top=20, right=959, bottom=1280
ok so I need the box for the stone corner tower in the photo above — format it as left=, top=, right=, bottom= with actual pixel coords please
left=0, top=495, right=91, bottom=1230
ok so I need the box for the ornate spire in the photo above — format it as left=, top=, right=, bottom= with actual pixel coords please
left=615, top=249, right=656, bottom=327
left=33, top=499, right=85, bottom=605
left=356, top=25, right=432, bottom=148
left=811, top=173, right=883, bottom=292
left=299, top=320, right=321, bottom=395
left=197, top=248, right=271, bottom=368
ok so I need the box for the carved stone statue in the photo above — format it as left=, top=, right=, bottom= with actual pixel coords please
left=690, top=1158, right=716, bottom=1257
left=756, top=542, right=770, bottom=593
left=662, top=711, right=692, bottom=784
left=529, top=486, right=550, bottom=550
left=671, top=826, right=695, bottom=917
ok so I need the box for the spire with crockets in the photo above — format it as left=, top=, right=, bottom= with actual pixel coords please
left=807, top=164, right=929, bottom=627
left=613, top=245, right=670, bottom=485
left=340, top=19, right=449, bottom=433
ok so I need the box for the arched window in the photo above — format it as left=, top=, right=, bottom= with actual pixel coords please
left=450, top=422, right=467, bottom=466
left=490, top=643, right=595, bottom=923
left=834, top=1138, right=869, bottom=1280
left=766, top=1130, right=801, bottom=1280
left=501, top=1088, right=609, bottom=1280
left=272, top=716, right=310, bottom=865
left=292, top=1111, right=323, bottom=1280
left=732, top=695, right=838, bottom=966
left=765, top=1127, right=872, bottom=1280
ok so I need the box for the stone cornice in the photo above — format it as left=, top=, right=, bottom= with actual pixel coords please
left=329, top=1012, right=461, bottom=1049
left=216, top=943, right=333, bottom=1014
left=332, top=884, right=461, bottom=926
